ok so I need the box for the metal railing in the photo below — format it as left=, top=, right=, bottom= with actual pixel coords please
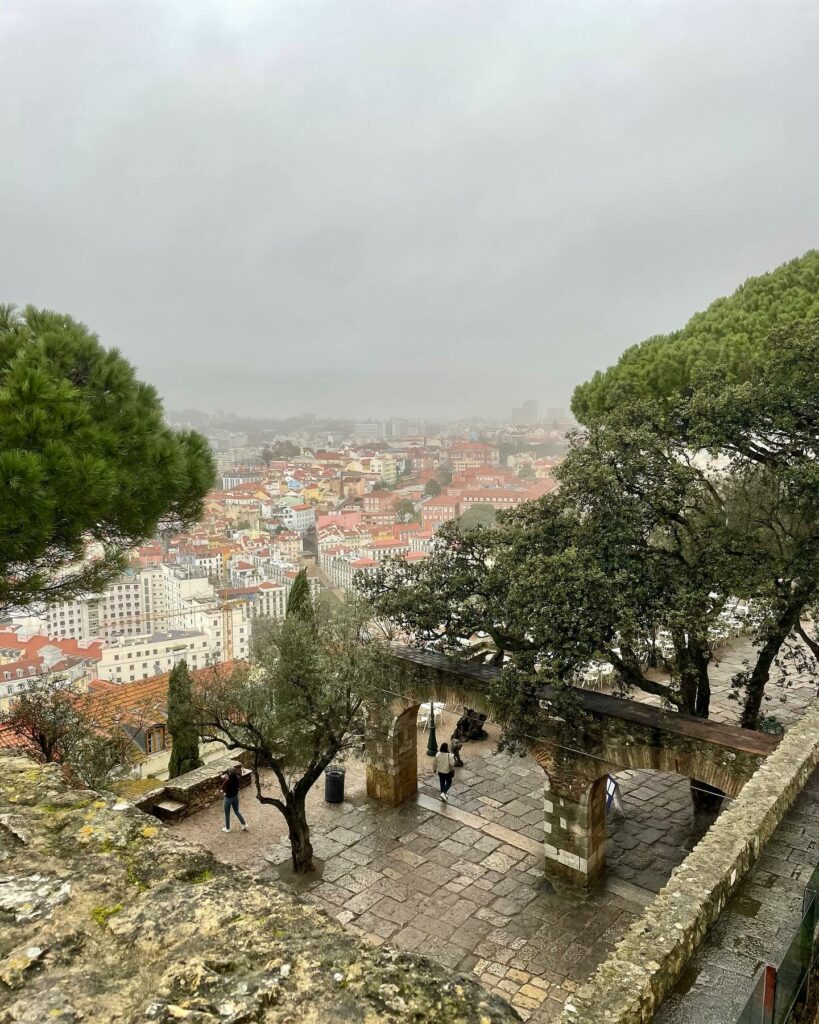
left=736, top=864, right=819, bottom=1023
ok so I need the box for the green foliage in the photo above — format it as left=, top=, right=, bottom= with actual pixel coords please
left=167, top=660, right=202, bottom=779
left=262, top=440, right=300, bottom=463
left=196, top=599, right=390, bottom=871
left=572, top=250, right=819, bottom=422
left=436, top=465, right=453, bottom=486
left=200, top=598, right=388, bottom=780
left=393, top=497, right=417, bottom=522
left=0, top=305, right=215, bottom=612
left=459, top=502, right=497, bottom=531
left=285, top=568, right=314, bottom=625
left=0, top=676, right=134, bottom=788
left=188, top=868, right=215, bottom=884
left=423, top=478, right=442, bottom=497
left=364, top=264, right=819, bottom=735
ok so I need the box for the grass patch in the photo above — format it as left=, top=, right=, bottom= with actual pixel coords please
left=90, top=904, right=123, bottom=926
left=113, top=777, right=164, bottom=798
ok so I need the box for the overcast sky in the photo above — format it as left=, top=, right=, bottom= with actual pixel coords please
left=2, top=2, right=818, bottom=420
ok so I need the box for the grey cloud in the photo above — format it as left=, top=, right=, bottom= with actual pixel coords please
left=1, top=0, right=818, bottom=418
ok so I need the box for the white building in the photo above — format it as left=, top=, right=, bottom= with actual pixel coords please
left=41, top=573, right=144, bottom=641
left=97, top=629, right=216, bottom=684
left=281, top=503, right=315, bottom=534
left=38, top=565, right=214, bottom=642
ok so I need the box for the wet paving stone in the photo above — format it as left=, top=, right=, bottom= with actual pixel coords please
left=173, top=638, right=812, bottom=1022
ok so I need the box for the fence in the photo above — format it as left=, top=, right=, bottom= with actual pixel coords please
left=736, top=863, right=819, bottom=1023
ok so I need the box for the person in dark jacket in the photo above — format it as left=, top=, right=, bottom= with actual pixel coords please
left=221, top=766, right=248, bottom=833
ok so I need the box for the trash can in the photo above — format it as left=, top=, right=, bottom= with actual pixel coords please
left=324, top=764, right=345, bottom=804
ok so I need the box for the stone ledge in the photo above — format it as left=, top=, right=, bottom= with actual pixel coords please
left=0, top=754, right=518, bottom=1024
left=135, top=757, right=250, bottom=820
left=558, top=697, right=819, bottom=1024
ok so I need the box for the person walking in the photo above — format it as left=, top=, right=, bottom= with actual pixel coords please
left=221, top=766, right=249, bottom=833
left=434, top=742, right=456, bottom=802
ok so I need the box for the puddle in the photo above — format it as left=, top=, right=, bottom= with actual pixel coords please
left=732, top=895, right=762, bottom=918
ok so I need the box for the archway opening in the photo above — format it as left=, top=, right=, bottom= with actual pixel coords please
left=605, top=768, right=727, bottom=895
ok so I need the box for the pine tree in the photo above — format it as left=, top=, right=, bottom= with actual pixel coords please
left=286, top=568, right=314, bottom=624
left=0, top=304, right=215, bottom=613
left=167, top=660, right=202, bottom=779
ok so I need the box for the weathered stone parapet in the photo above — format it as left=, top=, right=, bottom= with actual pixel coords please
left=0, top=754, right=518, bottom=1024
left=557, top=697, right=819, bottom=1024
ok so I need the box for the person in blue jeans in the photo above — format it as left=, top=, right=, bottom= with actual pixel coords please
left=221, top=767, right=248, bottom=833
left=433, top=743, right=456, bottom=803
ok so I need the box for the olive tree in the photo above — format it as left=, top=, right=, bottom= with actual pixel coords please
left=196, top=598, right=389, bottom=873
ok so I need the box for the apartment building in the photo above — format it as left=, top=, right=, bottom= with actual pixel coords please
left=96, top=630, right=215, bottom=684
left=281, top=503, right=315, bottom=534
left=444, top=441, right=500, bottom=471
left=0, top=629, right=102, bottom=710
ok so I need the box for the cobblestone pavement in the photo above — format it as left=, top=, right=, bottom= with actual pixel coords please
left=175, top=714, right=702, bottom=1021
left=172, top=635, right=817, bottom=1020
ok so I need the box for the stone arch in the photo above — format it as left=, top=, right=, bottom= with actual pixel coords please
left=531, top=736, right=747, bottom=887
left=593, top=738, right=746, bottom=798
left=363, top=649, right=777, bottom=887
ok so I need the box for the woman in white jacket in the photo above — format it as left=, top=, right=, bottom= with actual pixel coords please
left=433, top=743, right=456, bottom=802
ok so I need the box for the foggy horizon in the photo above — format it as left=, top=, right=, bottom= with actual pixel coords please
left=2, top=2, right=818, bottom=420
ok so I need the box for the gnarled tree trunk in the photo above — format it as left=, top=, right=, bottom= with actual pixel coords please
left=284, top=792, right=314, bottom=874
left=740, top=596, right=807, bottom=730
left=674, top=635, right=719, bottom=815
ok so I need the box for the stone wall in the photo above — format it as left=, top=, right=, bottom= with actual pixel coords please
left=541, top=774, right=607, bottom=885
left=0, top=753, right=518, bottom=1024
left=558, top=697, right=819, bottom=1024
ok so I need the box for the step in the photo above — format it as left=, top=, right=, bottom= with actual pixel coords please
left=151, top=799, right=186, bottom=822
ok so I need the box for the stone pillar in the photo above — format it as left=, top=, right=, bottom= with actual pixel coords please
left=365, top=703, right=419, bottom=806
left=543, top=773, right=607, bottom=887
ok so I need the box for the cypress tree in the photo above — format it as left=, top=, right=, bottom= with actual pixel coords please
left=167, top=660, right=202, bottom=779
left=286, top=568, right=314, bottom=624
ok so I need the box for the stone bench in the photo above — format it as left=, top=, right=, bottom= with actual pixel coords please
left=136, top=757, right=251, bottom=821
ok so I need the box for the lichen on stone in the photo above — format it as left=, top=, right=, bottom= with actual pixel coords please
left=0, top=754, right=518, bottom=1023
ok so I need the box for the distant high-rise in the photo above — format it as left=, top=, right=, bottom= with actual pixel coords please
left=354, top=420, right=384, bottom=443
left=387, top=418, right=426, bottom=438
left=511, top=399, right=538, bottom=426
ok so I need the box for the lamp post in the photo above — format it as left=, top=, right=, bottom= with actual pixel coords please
left=426, top=701, right=438, bottom=757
